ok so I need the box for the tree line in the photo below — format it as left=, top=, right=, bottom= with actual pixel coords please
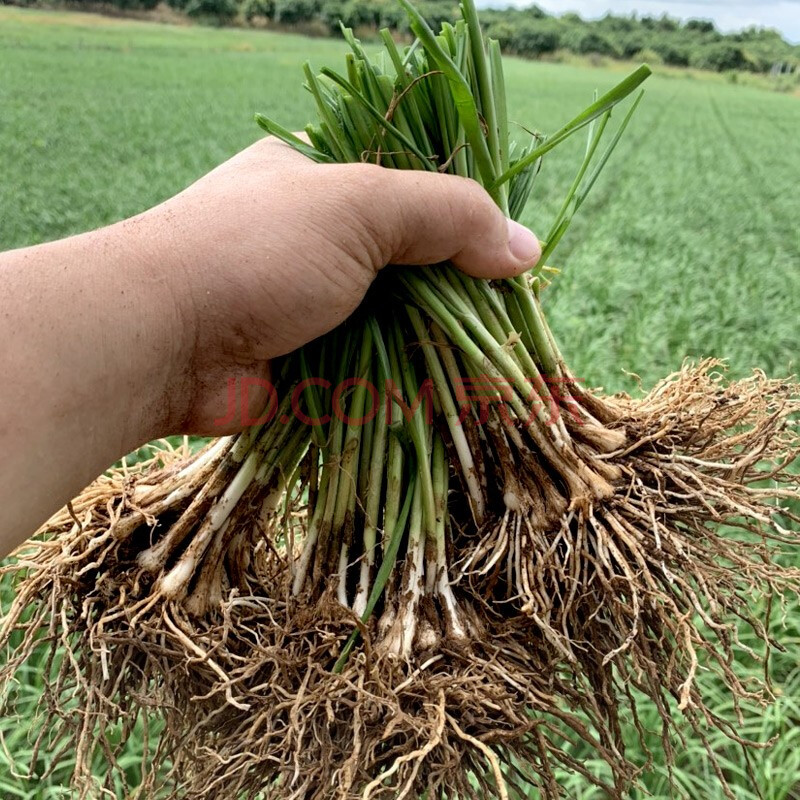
left=12, top=0, right=800, bottom=74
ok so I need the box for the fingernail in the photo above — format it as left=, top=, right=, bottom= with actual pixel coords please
left=507, top=219, right=541, bottom=266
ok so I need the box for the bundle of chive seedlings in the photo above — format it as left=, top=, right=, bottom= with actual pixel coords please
left=2, top=1, right=800, bottom=798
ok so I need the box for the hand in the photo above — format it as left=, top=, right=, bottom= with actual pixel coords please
left=154, top=137, right=542, bottom=434
left=0, top=135, right=540, bottom=552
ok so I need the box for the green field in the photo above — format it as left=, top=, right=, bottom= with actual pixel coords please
left=1, top=6, right=799, bottom=798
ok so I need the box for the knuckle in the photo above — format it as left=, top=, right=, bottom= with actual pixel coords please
left=330, top=163, right=394, bottom=267
left=460, top=179, right=495, bottom=229
left=349, top=162, right=390, bottom=197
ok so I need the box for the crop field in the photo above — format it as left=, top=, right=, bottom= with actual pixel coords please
left=1, top=6, right=799, bottom=798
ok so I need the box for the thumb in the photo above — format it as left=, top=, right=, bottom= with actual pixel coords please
left=362, top=168, right=541, bottom=279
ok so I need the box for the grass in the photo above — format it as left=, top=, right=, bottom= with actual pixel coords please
left=1, top=6, right=799, bottom=797
left=537, top=49, right=800, bottom=97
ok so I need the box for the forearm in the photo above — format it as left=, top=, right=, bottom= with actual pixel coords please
left=0, top=216, right=183, bottom=555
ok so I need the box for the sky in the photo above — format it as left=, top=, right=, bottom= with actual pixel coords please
left=478, top=1, right=800, bottom=42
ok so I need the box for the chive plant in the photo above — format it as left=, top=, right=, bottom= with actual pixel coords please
left=2, top=2, right=799, bottom=799
left=246, top=9, right=649, bottom=663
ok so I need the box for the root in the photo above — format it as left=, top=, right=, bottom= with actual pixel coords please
left=1, top=363, right=798, bottom=799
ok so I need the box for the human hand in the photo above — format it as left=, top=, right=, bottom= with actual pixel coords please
left=0, top=136, right=540, bottom=551
left=147, top=136, right=542, bottom=435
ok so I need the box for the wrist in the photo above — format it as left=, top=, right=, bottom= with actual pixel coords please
left=77, top=212, right=195, bottom=447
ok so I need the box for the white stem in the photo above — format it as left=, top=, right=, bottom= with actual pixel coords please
left=436, top=572, right=466, bottom=639
left=380, top=489, right=426, bottom=659
left=291, top=503, right=324, bottom=596
left=208, top=448, right=260, bottom=530
left=157, top=451, right=260, bottom=598
left=179, top=437, right=231, bottom=479
left=337, top=544, right=350, bottom=608
left=132, top=436, right=232, bottom=506
left=352, top=561, right=369, bottom=618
